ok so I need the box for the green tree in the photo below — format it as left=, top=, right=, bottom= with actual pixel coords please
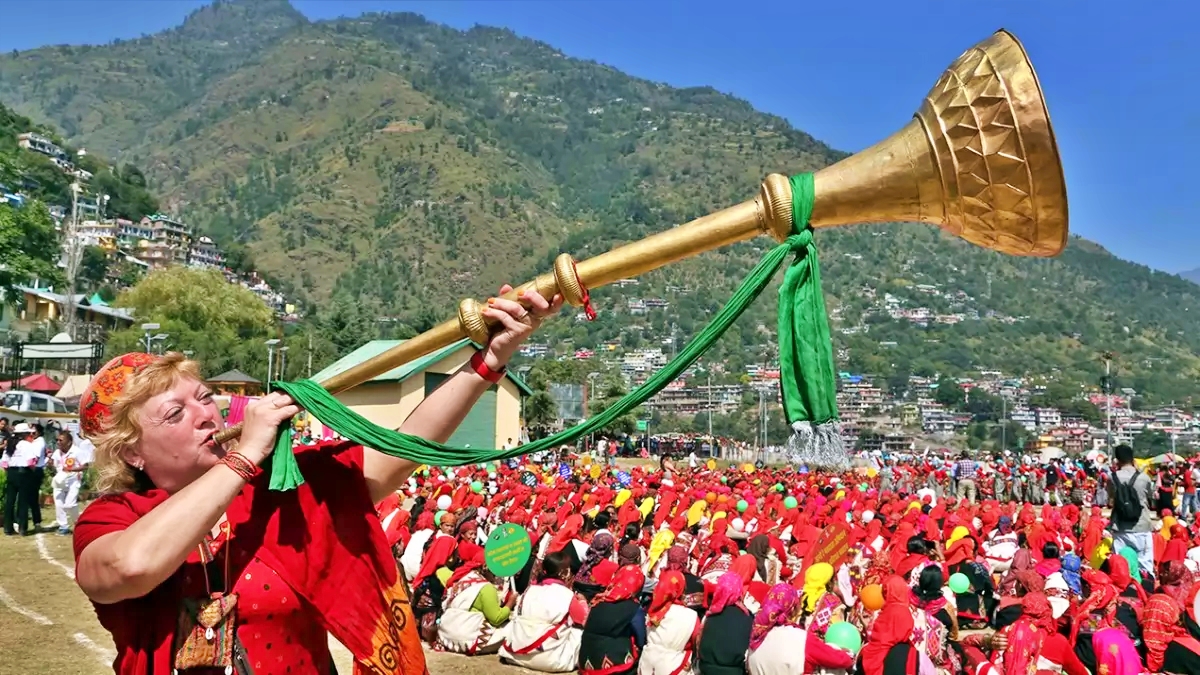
left=524, top=390, right=558, bottom=429
left=0, top=201, right=61, bottom=301
left=79, top=245, right=110, bottom=289
left=1132, top=429, right=1172, bottom=458
left=104, top=267, right=280, bottom=377
left=935, top=376, right=965, bottom=408
left=316, top=292, right=380, bottom=358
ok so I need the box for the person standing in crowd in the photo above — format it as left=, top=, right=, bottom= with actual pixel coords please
left=4, top=423, right=43, bottom=535
left=1110, top=443, right=1154, bottom=574
left=30, top=423, right=48, bottom=532
left=953, top=451, right=978, bottom=504
left=51, top=430, right=93, bottom=534
left=1181, top=460, right=1199, bottom=520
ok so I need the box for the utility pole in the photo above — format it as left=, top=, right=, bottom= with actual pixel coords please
left=1001, top=394, right=1007, bottom=451
left=707, top=369, right=713, bottom=438
left=307, top=333, right=314, bottom=378
left=1103, top=352, right=1114, bottom=449
left=63, top=182, right=82, bottom=342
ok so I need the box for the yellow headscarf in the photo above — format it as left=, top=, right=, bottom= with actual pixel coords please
left=647, top=529, right=676, bottom=570
left=945, top=526, right=970, bottom=550
left=1090, top=536, right=1113, bottom=570
left=1161, top=516, right=1177, bottom=540
left=803, top=562, right=834, bottom=612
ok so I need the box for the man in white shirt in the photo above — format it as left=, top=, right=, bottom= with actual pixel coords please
left=4, top=423, right=41, bottom=535
left=51, top=430, right=91, bottom=534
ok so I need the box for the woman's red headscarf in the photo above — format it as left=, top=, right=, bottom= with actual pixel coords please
left=1107, top=554, right=1147, bottom=603
left=413, top=534, right=457, bottom=586
left=593, top=565, right=646, bottom=607
left=1069, top=570, right=1118, bottom=644
left=859, top=602, right=915, bottom=675
left=547, top=514, right=584, bottom=554
left=648, top=571, right=686, bottom=626
left=1001, top=592, right=1054, bottom=675
left=731, top=554, right=758, bottom=585
left=446, top=549, right=486, bottom=588
left=1143, top=593, right=1186, bottom=672
left=1162, top=524, right=1189, bottom=562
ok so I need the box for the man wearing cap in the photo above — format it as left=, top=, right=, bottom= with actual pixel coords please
left=3, top=423, right=42, bottom=535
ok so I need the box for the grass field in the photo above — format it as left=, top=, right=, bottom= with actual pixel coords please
left=0, top=507, right=533, bottom=675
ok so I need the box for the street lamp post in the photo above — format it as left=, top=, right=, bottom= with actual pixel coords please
left=278, top=346, right=289, bottom=382
left=140, top=323, right=160, bottom=354
left=265, top=339, right=281, bottom=392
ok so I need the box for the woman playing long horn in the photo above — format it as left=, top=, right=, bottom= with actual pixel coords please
left=71, top=286, right=561, bottom=675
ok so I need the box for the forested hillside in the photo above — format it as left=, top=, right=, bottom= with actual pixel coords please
left=3, top=0, right=1199, bottom=403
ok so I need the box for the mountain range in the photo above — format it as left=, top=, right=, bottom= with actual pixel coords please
left=2, top=0, right=1199, bottom=404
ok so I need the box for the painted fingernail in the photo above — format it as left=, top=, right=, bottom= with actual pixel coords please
left=487, top=298, right=496, bottom=305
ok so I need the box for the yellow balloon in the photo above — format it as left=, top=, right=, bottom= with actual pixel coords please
left=639, top=497, right=655, bottom=517
left=687, top=500, right=708, bottom=527
left=866, top=468, right=878, bottom=478
left=743, top=463, right=755, bottom=474
left=706, top=459, right=717, bottom=470
left=590, top=464, right=602, bottom=480
left=615, top=489, right=632, bottom=507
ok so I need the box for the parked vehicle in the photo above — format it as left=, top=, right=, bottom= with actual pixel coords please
left=0, top=390, right=78, bottom=429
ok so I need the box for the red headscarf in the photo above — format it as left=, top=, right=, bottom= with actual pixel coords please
left=547, top=514, right=584, bottom=554
left=859, top=603, right=915, bottom=675
left=593, top=564, right=646, bottom=607
left=446, top=549, right=486, bottom=588
left=1001, top=593, right=1054, bottom=675
left=414, top=534, right=457, bottom=586
left=648, top=571, right=687, bottom=626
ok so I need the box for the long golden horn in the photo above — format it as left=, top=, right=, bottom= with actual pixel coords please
left=214, top=29, right=1066, bottom=444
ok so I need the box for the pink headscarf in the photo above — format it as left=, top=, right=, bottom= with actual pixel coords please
left=708, top=571, right=748, bottom=615
left=1092, top=627, right=1142, bottom=675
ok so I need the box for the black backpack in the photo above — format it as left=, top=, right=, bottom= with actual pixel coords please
left=1112, top=470, right=1143, bottom=526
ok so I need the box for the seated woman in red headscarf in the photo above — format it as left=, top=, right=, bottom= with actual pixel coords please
left=579, top=565, right=648, bottom=675
left=640, top=570, right=701, bottom=675
left=857, top=585, right=918, bottom=675
left=989, top=592, right=1087, bottom=675
left=71, top=288, right=558, bottom=675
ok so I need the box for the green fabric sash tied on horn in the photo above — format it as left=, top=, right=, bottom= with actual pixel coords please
left=262, top=172, right=844, bottom=491
left=776, top=173, right=846, bottom=470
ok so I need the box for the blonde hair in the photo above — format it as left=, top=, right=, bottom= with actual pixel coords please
left=91, top=352, right=204, bottom=494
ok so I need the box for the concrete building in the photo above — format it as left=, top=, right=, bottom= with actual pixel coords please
left=310, top=338, right=531, bottom=450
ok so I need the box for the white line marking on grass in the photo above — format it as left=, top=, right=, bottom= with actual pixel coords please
left=0, top=582, right=54, bottom=625
left=73, top=632, right=116, bottom=665
left=37, top=533, right=76, bottom=579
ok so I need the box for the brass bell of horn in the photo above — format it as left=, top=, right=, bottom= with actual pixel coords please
left=808, top=28, right=1068, bottom=255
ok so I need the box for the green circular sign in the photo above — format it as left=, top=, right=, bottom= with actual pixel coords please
left=484, top=523, right=532, bottom=577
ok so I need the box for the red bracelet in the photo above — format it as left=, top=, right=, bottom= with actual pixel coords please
left=470, top=350, right=506, bottom=384
left=220, top=452, right=259, bottom=482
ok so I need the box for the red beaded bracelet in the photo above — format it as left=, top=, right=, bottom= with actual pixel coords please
left=220, top=451, right=259, bottom=482
left=470, top=350, right=506, bottom=384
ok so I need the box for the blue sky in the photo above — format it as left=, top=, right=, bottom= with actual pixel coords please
left=1, top=1, right=1194, bottom=273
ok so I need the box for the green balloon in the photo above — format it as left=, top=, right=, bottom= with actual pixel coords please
left=774, top=483, right=784, bottom=492
left=471, top=480, right=484, bottom=494
left=948, top=573, right=971, bottom=594
left=736, top=500, right=748, bottom=513
left=784, top=496, right=798, bottom=509
left=825, top=622, right=862, bottom=654
left=720, top=476, right=728, bottom=484
left=434, top=510, right=447, bottom=527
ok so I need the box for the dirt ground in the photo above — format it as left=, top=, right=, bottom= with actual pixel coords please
left=0, top=506, right=539, bottom=675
